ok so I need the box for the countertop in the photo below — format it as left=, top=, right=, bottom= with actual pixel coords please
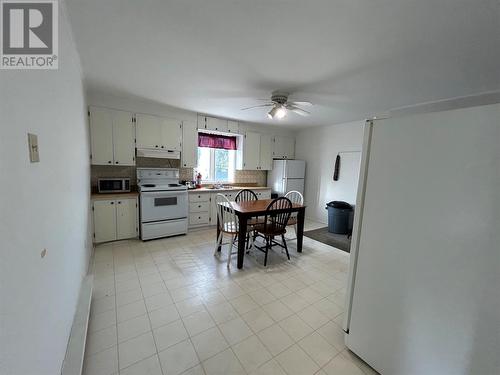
left=188, top=186, right=271, bottom=193
left=91, top=192, right=139, bottom=200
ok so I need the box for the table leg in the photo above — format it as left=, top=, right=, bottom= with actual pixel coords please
left=237, top=216, right=247, bottom=269
left=216, top=211, right=222, bottom=253
left=296, top=208, right=305, bottom=253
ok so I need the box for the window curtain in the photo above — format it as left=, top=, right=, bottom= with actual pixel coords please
left=198, top=133, right=237, bottom=150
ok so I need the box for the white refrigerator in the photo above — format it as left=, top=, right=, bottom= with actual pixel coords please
left=268, top=160, right=306, bottom=196
left=344, top=104, right=499, bottom=375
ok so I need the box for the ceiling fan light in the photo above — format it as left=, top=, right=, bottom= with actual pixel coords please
left=275, top=106, right=287, bottom=119
left=268, top=106, right=278, bottom=119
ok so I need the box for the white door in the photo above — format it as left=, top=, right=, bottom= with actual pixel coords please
left=161, top=118, right=182, bottom=151
left=89, top=107, right=114, bottom=165
left=112, top=110, right=135, bottom=166
left=243, top=131, right=261, bottom=170
left=93, top=200, right=117, bottom=242
left=136, top=114, right=161, bottom=149
left=116, top=198, right=137, bottom=240
left=227, top=120, right=239, bottom=134
left=283, top=178, right=304, bottom=196
left=182, top=120, right=198, bottom=168
left=206, top=117, right=228, bottom=132
left=259, top=134, right=273, bottom=170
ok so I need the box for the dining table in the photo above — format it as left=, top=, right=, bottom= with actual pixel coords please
left=217, top=199, right=306, bottom=269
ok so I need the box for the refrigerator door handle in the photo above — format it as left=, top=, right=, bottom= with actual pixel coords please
left=343, top=120, right=373, bottom=333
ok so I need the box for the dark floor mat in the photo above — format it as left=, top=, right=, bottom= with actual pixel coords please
left=303, top=227, right=351, bottom=253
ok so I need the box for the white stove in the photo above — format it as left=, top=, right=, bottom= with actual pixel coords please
left=137, top=168, right=188, bottom=240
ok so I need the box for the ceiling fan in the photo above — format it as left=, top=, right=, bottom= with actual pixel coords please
left=241, top=91, right=312, bottom=119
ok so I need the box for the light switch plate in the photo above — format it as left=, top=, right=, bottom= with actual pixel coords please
left=28, top=133, right=39, bottom=162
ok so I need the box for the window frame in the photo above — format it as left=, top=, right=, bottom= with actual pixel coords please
left=197, top=147, right=235, bottom=183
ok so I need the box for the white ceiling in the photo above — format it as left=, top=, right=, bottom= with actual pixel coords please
left=66, top=0, right=500, bottom=128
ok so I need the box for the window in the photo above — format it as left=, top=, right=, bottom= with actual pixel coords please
left=197, top=147, right=236, bottom=182
left=196, top=133, right=237, bottom=182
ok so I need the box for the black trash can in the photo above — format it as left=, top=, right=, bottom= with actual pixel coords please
left=326, top=201, right=353, bottom=234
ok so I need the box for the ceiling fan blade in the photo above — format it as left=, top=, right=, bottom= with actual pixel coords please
left=287, top=105, right=310, bottom=116
left=240, top=104, right=273, bottom=111
left=289, top=101, right=313, bottom=106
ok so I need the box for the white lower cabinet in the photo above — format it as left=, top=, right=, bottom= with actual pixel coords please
left=188, top=192, right=210, bottom=227
left=187, top=189, right=271, bottom=229
left=93, top=197, right=138, bottom=243
left=93, top=200, right=117, bottom=243
left=256, top=189, right=272, bottom=199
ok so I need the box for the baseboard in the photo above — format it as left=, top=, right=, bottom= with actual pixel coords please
left=61, top=275, right=93, bottom=375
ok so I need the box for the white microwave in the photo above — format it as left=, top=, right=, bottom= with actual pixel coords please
left=98, top=178, right=131, bottom=193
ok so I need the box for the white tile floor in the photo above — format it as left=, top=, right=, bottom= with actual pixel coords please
left=83, top=220, right=378, bottom=375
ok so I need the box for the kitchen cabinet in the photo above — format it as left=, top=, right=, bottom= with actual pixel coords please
left=89, top=107, right=135, bottom=166
left=238, top=132, right=272, bottom=170
left=227, top=120, right=239, bottom=134
left=116, top=199, right=138, bottom=240
left=205, top=116, right=228, bottom=132
left=93, top=200, right=117, bottom=243
left=93, top=197, right=138, bottom=243
left=181, top=120, right=198, bottom=168
left=259, top=134, right=273, bottom=170
left=273, top=136, right=295, bottom=159
left=188, top=192, right=211, bottom=227
left=136, top=114, right=181, bottom=151
left=161, top=118, right=182, bottom=151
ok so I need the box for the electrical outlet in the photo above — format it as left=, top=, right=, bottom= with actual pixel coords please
left=28, top=133, right=39, bottom=162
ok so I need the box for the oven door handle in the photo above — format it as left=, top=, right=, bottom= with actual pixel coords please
left=141, top=190, right=187, bottom=198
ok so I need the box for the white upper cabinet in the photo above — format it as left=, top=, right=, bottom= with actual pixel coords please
left=273, top=136, right=295, bottom=159
left=89, top=107, right=135, bottom=166
left=241, top=131, right=261, bottom=170
left=259, top=134, right=273, bottom=170
left=182, top=120, right=198, bottom=168
left=205, top=117, right=228, bottom=132
left=227, top=120, right=239, bottom=134
left=160, top=118, right=182, bottom=151
left=90, top=108, right=113, bottom=165
left=136, top=114, right=181, bottom=151
left=136, top=113, right=161, bottom=149
left=112, top=110, right=135, bottom=165
left=238, top=132, right=272, bottom=170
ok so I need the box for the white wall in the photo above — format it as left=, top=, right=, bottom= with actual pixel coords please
left=0, top=5, right=91, bottom=375
left=295, top=121, right=364, bottom=223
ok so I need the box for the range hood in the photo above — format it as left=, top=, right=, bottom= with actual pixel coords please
left=136, top=148, right=181, bottom=159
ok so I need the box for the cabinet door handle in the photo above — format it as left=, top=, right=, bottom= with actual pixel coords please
left=115, top=161, right=119, bottom=164
left=108, top=160, right=112, bottom=164
left=117, top=201, right=121, bottom=204
left=155, top=145, right=159, bottom=148
left=110, top=201, right=114, bottom=205
left=198, top=205, right=201, bottom=208
left=161, top=146, right=164, bottom=148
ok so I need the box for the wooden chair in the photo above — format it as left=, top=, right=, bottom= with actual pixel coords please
left=253, top=197, right=292, bottom=266
left=284, top=190, right=303, bottom=240
left=213, top=193, right=238, bottom=268
left=235, top=189, right=261, bottom=251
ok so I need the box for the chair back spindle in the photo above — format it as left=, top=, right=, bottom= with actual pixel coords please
left=235, top=189, right=258, bottom=202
